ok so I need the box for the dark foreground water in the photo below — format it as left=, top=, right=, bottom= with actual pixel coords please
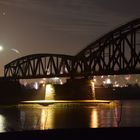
left=0, top=100, right=140, bottom=132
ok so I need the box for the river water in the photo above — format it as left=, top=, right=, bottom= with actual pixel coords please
left=0, top=100, right=140, bottom=132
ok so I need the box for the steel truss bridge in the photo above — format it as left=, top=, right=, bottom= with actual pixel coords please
left=4, top=18, right=140, bottom=79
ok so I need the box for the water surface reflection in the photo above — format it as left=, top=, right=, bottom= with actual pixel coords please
left=0, top=100, right=140, bottom=132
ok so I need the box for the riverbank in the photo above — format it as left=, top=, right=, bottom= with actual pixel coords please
left=95, top=86, right=140, bottom=100
left=0, top=128, right=139, bottom=140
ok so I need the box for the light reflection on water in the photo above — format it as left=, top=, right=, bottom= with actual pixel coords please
left=0, top=114, right=5, bottom=132
left=90, top=108, right=98, bottom=128
left=0, top=100, right=140, bottom=132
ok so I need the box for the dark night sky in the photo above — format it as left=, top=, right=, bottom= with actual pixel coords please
left=0, top=0, right=140, bottom=76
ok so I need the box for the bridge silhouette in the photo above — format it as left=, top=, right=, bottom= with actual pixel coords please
left=4, top=18, right=140, bottom=79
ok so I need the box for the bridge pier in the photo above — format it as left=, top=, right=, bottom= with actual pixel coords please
left=19, top=78, right=96, bottom=101
left=52, top=78, right=95, bottom=100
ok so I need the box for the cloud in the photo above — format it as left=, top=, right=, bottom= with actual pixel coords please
left=94, top=0, right=140, bottom=15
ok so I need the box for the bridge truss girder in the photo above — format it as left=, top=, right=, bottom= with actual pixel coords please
left=4, top=18, right=140, bottom=79
left=4, top=54, right=73, bottom=79
left=73, top=18, right=140, bottom=77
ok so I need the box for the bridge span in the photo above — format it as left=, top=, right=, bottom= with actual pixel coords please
left=4, top=18, right=140, bottom=79
left=4, top=54, right=73, bottom=79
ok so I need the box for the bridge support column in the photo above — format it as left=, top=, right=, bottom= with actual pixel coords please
left=54, top=78, right=96, bottom=100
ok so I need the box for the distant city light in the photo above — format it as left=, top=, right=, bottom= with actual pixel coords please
left=125, top=75, right=131, bottom=81
left=93, top=78, right=97, bottom=83
left=101, top=76, right=104, bottom=79
left=103, top=78, right=112, bottom=85
left=33, top=82, right=39, bottom=90
left=60, top=79, right=63, bottom=85
left=113, top=81, right=119, bottom=87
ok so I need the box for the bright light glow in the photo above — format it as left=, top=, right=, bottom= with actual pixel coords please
left=52, top=77, right=60, bottom=84
left=22, top=80, right=27, bottom=86
left=90, top=109, right=98, bottom=128
left=113, top=81, right=119, bottom=87
left=33, top=82, right=39, bottom=90
left=60, top=79, right=63, bottom=85
left=0, top=115, right=6, bottom=132
left=64, top=67, right=68, bottom=73
left=42, top=78, right=47, bottom=81
left=40, top=109, right=47, bottom=129
left=125, top=75, right=131, bottom=81
left=106, top=78, right=111, bottom=84
left=42, top=83, right=46, bottom=87
left=48, top=77, right=63, bottom=84
left=46, top=69, right=50, bottom=75
left=45, top=84, right=55, bottom=100
left=90, top=81, right=96, bottom=99
left=101, top=75, right=104, bottom=79
left=40, top=108, right=54, bottom=129
left=103, top=78, right=112, bottom=85
left=0, top=46, right=3, bottom=51
left=39, top=78, right=46, bottom=85
left=93, top=78, right=96, bottom=82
